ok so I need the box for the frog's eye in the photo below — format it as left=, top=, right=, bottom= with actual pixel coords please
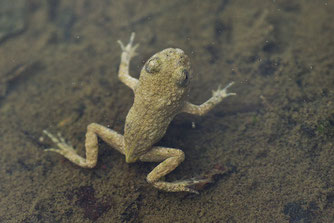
left=177, top=69, right=190, bottom=87
left=145, top=57, right=161, bottom=74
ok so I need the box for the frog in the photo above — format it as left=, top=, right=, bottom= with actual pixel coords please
left=43, top=33, right=236, bottom=193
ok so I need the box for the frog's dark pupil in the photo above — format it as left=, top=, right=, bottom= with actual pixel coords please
left=177, top=69, right=189, bottom=87
left=183, top=70, right=189, bottom=81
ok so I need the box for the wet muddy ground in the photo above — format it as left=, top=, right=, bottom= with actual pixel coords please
left=0, top=0, right=333, bottom=222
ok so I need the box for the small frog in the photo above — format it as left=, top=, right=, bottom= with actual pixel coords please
left=43, top=33, right=235, bottom=193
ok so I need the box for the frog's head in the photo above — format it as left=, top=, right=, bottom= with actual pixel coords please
left=139, top=48, right=192, bottom=100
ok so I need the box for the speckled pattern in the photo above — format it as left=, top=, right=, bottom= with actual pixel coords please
left=43, top=33, right=235, bottom=194
left=0, top=0, right=333, bottom=222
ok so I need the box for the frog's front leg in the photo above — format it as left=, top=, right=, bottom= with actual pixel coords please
left=43, top=123, right=124, bottom=168
left=139, top=147, right=207, bottom=194
left=117, top=32, right=139, bottom=91
left=181, top=82, right=236, bottom=116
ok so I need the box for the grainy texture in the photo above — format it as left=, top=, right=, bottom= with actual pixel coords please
left=43, top=34, right=234, bottom=193
left=0, top=0, right=333, bottom=222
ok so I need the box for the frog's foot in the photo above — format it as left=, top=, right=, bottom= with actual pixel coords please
left=212, top=81, right=236, bottom=99
left=43, top=130, right=88, bottom=167
left=140, top=146, right=205, bottom=194
left=117, top=32, right=139, bottom=60
left=117, top=33, right=140, bottom=90
left=157, top=177, right=215, bottom=194
left=43, top=123, right=124, bottom=168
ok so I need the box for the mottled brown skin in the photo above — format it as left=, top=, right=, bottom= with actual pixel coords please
left=124, top=48, right=191, bottom=163
left=43, top=33, right=235, bottom=193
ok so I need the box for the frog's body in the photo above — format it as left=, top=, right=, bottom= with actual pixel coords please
left=43, top=33, right=235, bottom=193
left=124, top=48, right=190, bottom=163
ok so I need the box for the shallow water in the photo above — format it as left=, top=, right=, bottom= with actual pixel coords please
left=0, top=0, right=333, bottom=222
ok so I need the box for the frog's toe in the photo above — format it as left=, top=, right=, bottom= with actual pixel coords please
left=179, top=177, right=217, bottom=193
left=184, top=187, right=200, bottom=194
left=117, top=40, right=125, bottom=50
left=212, top=81, right=236, bottom=98
left=43, top=130, right=76, bottom=153
left=44, top=147, right=69, bottom=157
left=173, top=178, right=215, bottom=194
left=128, top=32, right=136, bottom=45
left=118, top=33, right=139, bottom=52
left=222, top=82, right=236, bottom=96
left=44, top=148, right=58, bottom=152
left=130, top=43, right=139, bottom=55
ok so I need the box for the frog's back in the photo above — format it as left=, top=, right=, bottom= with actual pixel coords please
left=123, top=47, right=191, bottom=163
left=123, top=94, right=182, bottom=162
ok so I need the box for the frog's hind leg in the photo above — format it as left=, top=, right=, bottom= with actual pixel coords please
left=43, top=123, right=124, bottom=168
left=139, top=146, right=205, bottom=194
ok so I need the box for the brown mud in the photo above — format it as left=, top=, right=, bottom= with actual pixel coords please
left=0, top=0, right=333, bottom=222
